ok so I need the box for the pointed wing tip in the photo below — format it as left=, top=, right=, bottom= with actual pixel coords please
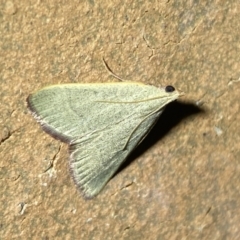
left=68, top=144, right=109, bottom=200
left=26, top=94, right=44, bottom=125
left=27, top=94, right=71, bottom=144
left=68, top=163, right=98, bottom=200
left=26, top=94, right=36, bottom=114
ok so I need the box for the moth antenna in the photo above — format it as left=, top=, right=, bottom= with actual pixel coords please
left=102, top=57, right=130, bottom=82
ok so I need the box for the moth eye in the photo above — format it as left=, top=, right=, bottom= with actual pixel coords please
left=165, top=85, right=175, bottom=92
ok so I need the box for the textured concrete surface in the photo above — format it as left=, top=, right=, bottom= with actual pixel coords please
left=1, top=1, right=240, bottom=239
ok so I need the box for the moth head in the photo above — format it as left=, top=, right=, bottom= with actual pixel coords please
left=158, top=85, right=184, bottom=101
left=165, top=85, right=175, bottom=92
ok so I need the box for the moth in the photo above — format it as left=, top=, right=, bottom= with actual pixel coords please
left=27, top=60, right=182, bottom=199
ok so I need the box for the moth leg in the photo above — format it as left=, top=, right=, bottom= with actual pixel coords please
left=122, top=107, right=164, bottom=150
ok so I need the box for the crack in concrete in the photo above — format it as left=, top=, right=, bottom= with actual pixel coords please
left=43, top=144, right=62, bottom=173
left=0, top=127, right=22, bottom=146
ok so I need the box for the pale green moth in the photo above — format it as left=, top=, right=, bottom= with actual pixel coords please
left=27, top=61, right=182, bottom=199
